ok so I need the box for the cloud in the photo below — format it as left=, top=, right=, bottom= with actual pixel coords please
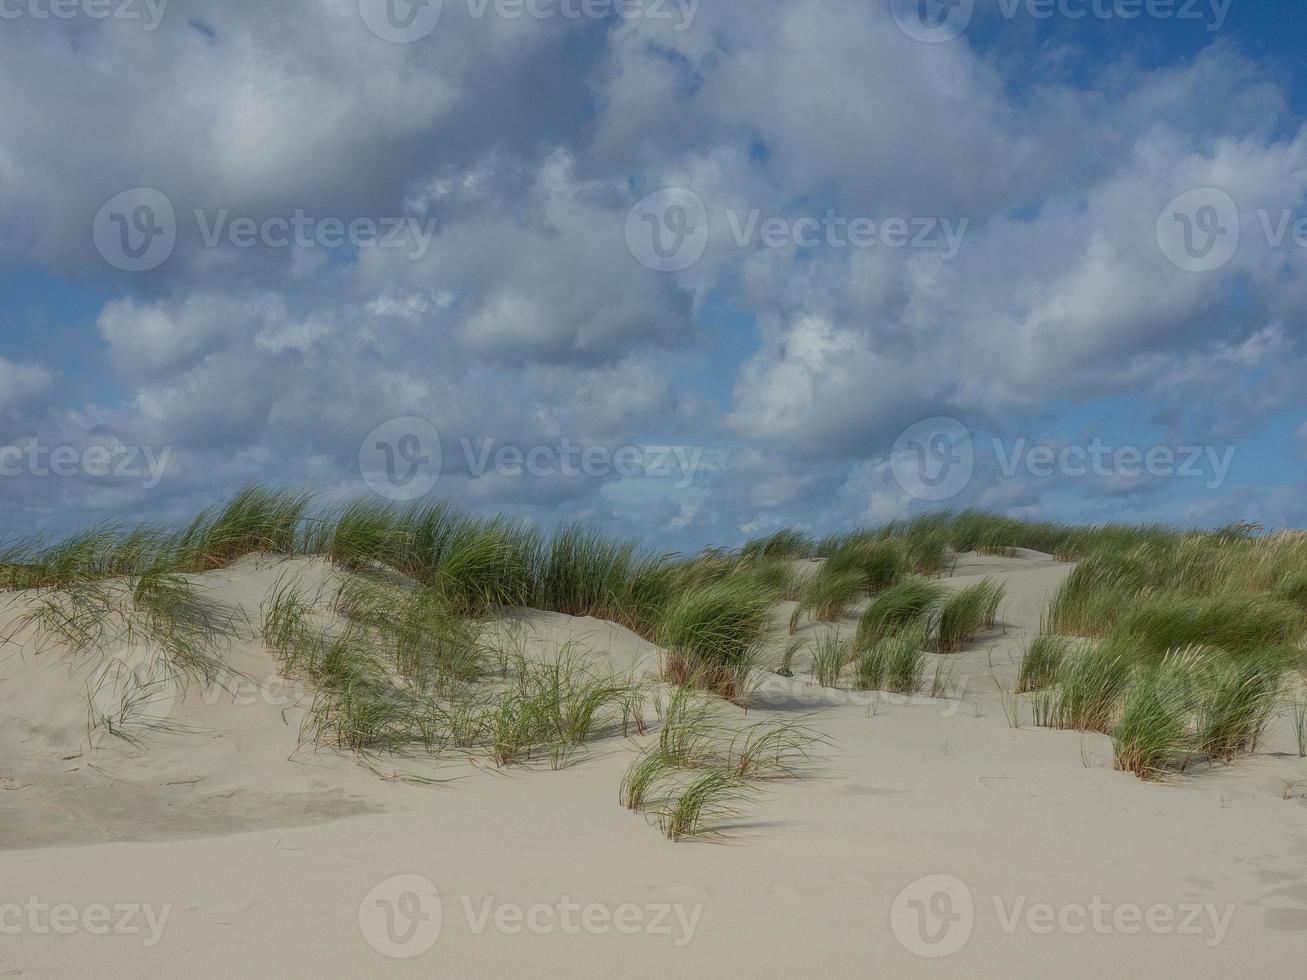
left=4, top=1, right=1307, bottom=545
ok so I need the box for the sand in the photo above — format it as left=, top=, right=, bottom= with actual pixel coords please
left=2, top=552, right=1305, bottom=978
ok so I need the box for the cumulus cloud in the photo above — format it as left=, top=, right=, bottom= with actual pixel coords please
left=3, top=0, right=1307, bottom=544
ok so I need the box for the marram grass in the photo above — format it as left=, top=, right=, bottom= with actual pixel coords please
left=620, top=687, right=821, bottom=840
left=658, top=578, right=774, bottom=705
left=936, top=578, right=1005, bottom=654
left=9, top=487, right=1307, bottom=795
left=855, top=624, right=931, bottom=695
left=1015, top=635, right=1074, bottom=694
left=854, top=578, right=947, bottom=650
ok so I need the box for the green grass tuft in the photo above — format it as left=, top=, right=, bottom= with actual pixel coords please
left=1016, top=635, right=1073, bottom=693
left=854, top=578, right=947, bottom=649
left=936, top=579, right=1005, bottom=654
left=658, top=579, right=773, bottom=704
left=855, top=624, right=931, bottom=695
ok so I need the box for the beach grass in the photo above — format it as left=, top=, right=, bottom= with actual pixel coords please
left=936, top=578, right=1005, bottom=654
left=1015, top=635, right=1073, bottom=694
left=9, top=487, right=1307, bottom=801
left=854, top=577, right=947, bottom=649
left=1049, top=643, right=1134, bottom=733
left=1111, top=650, right=1203, bottom=779
left=658, top=579, right=774, bottom=704
left=809, top=630, right=852, bottom=688
left=788, top=567, right=864, bottom=633
left=855, top=624, right=931, bottom=695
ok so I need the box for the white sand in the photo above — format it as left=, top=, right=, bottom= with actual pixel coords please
left=2, top=552, right=1305, bottom=978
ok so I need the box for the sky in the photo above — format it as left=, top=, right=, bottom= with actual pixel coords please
left=1, top=0, right=1306, bottom=551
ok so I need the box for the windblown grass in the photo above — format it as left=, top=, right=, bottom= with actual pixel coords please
left=740, top=529, right=814, bottom=561
left=1015, top=635, right=1073, bottom=694
left=1112, top=650, right=1203, bottom=779
left=788, top=567, right=864, bottom=633
left=1110, top=646, right=1292, bottom=778
left=297, top=625, right=635, bottom=765
left=854, top=578, right=947, bottom=649
left=1108, top=596, right=1300, bottom=660
left=1193, top=651, right=1286, bottom=762
left=14, top=564, right=237, bottom=695
left=1049, top=643, right=1133, bottom=733
left=727, top=716, right=823, bottom=779
left=535, top=523, right=640, bottom=620
left=810, top=631, right=852, bottom=688
left=855, top=624, right=930, bottom=695
left=936, top=579, right=1005, bottom=654
left=176, top=487, right=312, bottom=571
left=823, top=537, right=907, bottom=593
left=260, top=575, right=318, bottom=658
left=334, top=577, right=483, bottom=691
left=658, top=579, right=773, bottom=704
left=129, top=568, right=239, bottom=683
left=620, top=749, right=678, bottom=810
left=620, top=687, right=821, bottom=840
left=1271, top=570, right=1307, bottom=619
left=656, top=770, right=750, bottom=842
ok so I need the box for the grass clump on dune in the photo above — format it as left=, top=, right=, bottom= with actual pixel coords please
left=1111, top=649, right=1204, bottom=779
left=740, top=529, right=814, bottom=561
left=298, top=627, right=635, bottom=765
left=658, top=579, right=774, bottom=705
left=1108, top=596, right=1301, bottom=660
left=1193, top=651, right=1287, bottom=762
left=823, top=536, right=907, bottom=593
left=428, top=517, right=540, bottom=616
left=854, top=578, right=947, bottom=649
left=656, top=770, right=749, bottom=842
left=936, top=578, right=1005, bottom=654
left=320, top=499, right=416, bottom=573
left=1041, top=551, right=1155, bottom=637
left=809, top=631, right=852, bottom=688
left=333, top=578, right=483, bottom=691
left=535, top=523, right=641, bottom=621
left=855, top=624, right=931, bottom=695
left=1111, top=647, right=1290, bottom=778
left=730, top=557, right=799, bottom=602
left=1049, top=643, right=1133, bottom=733
left=788, top=566, right=864, bottom=633
left=620, top=688, right=821, bottom=840
left=1015, top=635, right=1073, bottom=693
left=176, top=487, right=312, bottom=571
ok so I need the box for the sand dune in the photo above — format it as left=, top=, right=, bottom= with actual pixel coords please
left=2, top=551, right=1305, bottom=978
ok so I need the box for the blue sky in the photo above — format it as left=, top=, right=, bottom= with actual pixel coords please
left=1, top=0, right=1305, bottom=549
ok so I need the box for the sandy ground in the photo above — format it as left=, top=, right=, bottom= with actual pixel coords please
left=2, top=552, right=1305, bottom=978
